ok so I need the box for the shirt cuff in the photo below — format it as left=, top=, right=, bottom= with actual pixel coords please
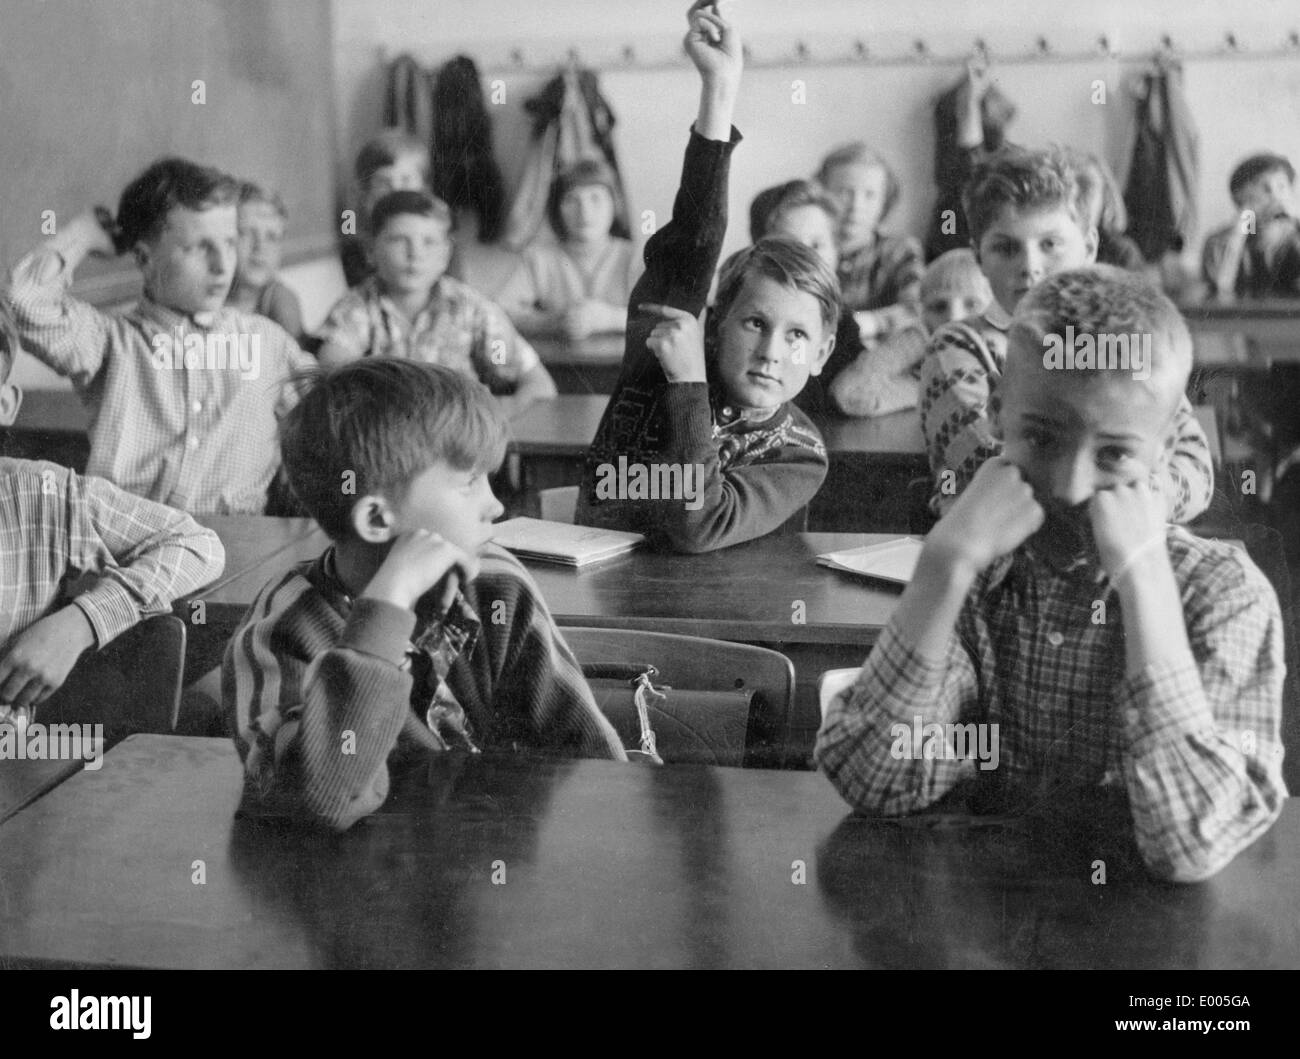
left=340, top=598, right=418, bottom=666
left=71, top=586, right=140, bottom=649
left=1116, top=654, right=1217, bottom=757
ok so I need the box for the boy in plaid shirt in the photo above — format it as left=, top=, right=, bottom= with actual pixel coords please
left=817, top=267, right=1285, bottom=883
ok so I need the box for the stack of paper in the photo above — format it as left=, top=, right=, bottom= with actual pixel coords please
left=816, top=536, right=925, bottom=586
left=491, top=517, right=644, bottom=568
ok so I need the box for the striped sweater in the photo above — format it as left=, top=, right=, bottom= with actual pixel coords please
left=223, top=543, right=625, bottom=831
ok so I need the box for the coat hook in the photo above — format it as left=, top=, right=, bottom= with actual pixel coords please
left=1289, top=30, right=1300, bottom=49
left=509, top=48, right=525, bottom=67
left=852, top=39, right=869, bottom=60
left=1097, top=34, right=1113, bottom=57
left=1224, top=32, right=1239, bottom=51
left=794, top=40, right=810, bottom=62
left=912, top=38, right=929, bottom=58
left=566, top=47, right=581, bottom=67
left=1035, top=36, right=1052, bottom=57
left=621, top=44, right=636, bottom=64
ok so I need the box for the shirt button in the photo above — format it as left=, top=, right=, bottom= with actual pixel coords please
left=1125, top=709, right=1140, bottom=725
left=1046, top=630, right=1064, bottom=647
left=191, top=400, right=203, bottom=414
left=722, top=406, right=732, bottom=417
left=188, top=436, right=201, bottom=450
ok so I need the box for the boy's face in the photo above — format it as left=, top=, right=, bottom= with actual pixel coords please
left=235, top=202, right=285, bottom=290
left=138, top=204, right=238, bottom=316
left=389, top=460, right=505, bottom=556
left=715, top=274, right=834, bottom=412
left=823, top=162, right=888, bottom=250
left=921, top=284, right=988, bottom=333
left=976, top=205, right=1097, bottom=314
left=362, top=155, right=427, bottom=213
left=371, top=213, right=453, bottom=298
left=996, top=343, right=1174, bottom=560
left=770, top=205, right=840, bottom=271
left=1235, top=168, right=1298, bottom=224
left=559, top=184, right=615, bottom=244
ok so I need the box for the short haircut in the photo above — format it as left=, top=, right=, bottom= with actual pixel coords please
left=0, top=302, right=17, bottom=384
left=113, top=157, right=239, bottom=252
left=279, top=359, right=507, bottom=541
left=749, top=179, right=838, bottom=243
left=354, top=129, right=430, bottom=187
left=1229, top=152, right=1296, bottom=202
left=368, top=190, right=453, bottom=238
left=963, top=145, right=1090, bottom=247
left=713, top=236, right=842, bottom=338
left=1007, top=264, right=1192, bottom=412
left=1074, top=153, right=1128, bottom=235
left=237, top=180, right=288, bottom=220
left=815, top=142, right=900, bottom=221
left=546, top=158, right=619, bottom=240
left=920, top=248, right=992, bottom=303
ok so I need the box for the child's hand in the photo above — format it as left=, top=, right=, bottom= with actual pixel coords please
left=683, top=1, right=742, bottom=88
left=66, top=210, right=118, bottom=258
left=362, top=529, right=481, bottom=614
left=854, top=310, right=882, bottom=343
left=562, top=300, right=608, bottom=341
left=1089, top=477, right=1167, bottom=586
left=0, top=607, right=96, bottom=714
left=639, top=302, right=707, bottom=383
left=926, top=457, right=1044, bottom=576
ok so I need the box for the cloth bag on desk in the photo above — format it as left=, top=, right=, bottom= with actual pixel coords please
left=583, top=663, right=754, bottom=767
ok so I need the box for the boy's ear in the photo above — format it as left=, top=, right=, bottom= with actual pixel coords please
left=1082, top=224, right=1100, bottom=264
left=806, top=332, right=836, bottom=378
left=0, top=382, right=23, bottom=427
left=132, top=240, right=152, bottom=272
left=349, top=494, right=401, bottom=544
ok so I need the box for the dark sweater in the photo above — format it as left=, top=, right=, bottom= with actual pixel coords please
left=575, top=126, right=829, bottom=553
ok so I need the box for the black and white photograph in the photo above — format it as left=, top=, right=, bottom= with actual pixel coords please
left=0, top=0, right=1296, bottom=1014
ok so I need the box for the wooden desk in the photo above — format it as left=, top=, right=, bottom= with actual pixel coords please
left=528, top=333, right=624, bottom=394
left=1, top=734, right=1294, bottom=969
left=0, top=757, right=86, bottom=826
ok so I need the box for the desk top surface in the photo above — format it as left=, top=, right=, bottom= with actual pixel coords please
left=196, top=522, right=904, bottom=645
left=0, top=735, right=1293, bottom=970
left=0, top=756, right=86, bottom=826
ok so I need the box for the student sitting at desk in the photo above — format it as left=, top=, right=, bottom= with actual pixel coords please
left=817, top=267, right=1286, bottom=883
left=0, top=308, right=224, bottom=721
left=224, top=359, right=625, bottom=832
left=3, top=157, right=314, bottom=515
left=496, top=158, right=640, bottom=341
left=577, top=1, right=836, bottom=553
left=919, top=145, right=1212, bottom=521
left=317, top=190, right=557, bottom=419
left=1202, top=152, right=1300, bottom=300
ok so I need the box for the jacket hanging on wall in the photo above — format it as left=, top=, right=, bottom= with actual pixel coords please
left=384, top=52, right=432, bottom=139
left=1122, top=58, right=1198, bottom=261
left=428, top=55, right=507, bottom=244
left=925, top=72, right=1016, bottom=261
left=502, top=64, right=631, bottom=251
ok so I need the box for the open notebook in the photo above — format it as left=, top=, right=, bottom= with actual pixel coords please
left=816, top=536, right=925, bottom=586
left=491, top=517, right=645, bottom=568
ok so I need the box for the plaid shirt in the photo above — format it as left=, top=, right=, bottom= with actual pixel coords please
left=5, top=249, right=313, bottom=515
left=0, top=457, right=224, bottom=654
left=224, top=543, right=625, bottom=830
left=830, top=318, right=928, bottom=417
left=918, top=304, right=1214, bottom=520
left=317, top=275, right=540, bottom=388
left=837, top=232, right=924, bottom=337
left=815, top=528, right=1287, bottom=882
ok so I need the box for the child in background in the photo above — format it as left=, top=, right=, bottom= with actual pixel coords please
left=919, top=145, right=1213, bottom=521
left=340, top=130, right=432, bottom=289
left=817, top=142, right=924, bottom=346
left=1076, top=154, right=1145, bottom=271
left=746, top=178, right=861, bottom=421
left=227, top=181, right=305, bottom=343
left=225, top=359, right=624, bottom=831
left=4, top=157, right=313, bottom=515
left=317, top=190, right=556, bottom=418
left=498, top=158, right=640, bottom=340
left=832, top=249, right=991, bottom=418
left=0, top=307, right=225, bottom=720
left=578, top=2, right=836, bottom=553
left=818, top=267, right=1285, bottom=883
left=1202, top=152, right=1300, bottom=299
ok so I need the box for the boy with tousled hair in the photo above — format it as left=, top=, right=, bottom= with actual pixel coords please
left=819, top=266, right=1285, bottom=883
left=1202, top=151, right=1300, bottom=299
left=224, top=358, right=623, bottom=831
left=4, top=157, right=313, bottom=515
left=0, top=306, right=224, bottom=719
left=579, top=2, right=836, bottom=552
left=919, top=144, right=1213, bottom=520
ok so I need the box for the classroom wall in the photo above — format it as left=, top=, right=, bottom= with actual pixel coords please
left=331, top=0, right=1300, bottom=269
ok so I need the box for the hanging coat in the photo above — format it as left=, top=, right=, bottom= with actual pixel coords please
left=1123, top=61, right=1199, bottom=261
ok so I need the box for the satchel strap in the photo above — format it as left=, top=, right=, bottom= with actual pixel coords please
left=581, top=661, right=666, bottom=765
